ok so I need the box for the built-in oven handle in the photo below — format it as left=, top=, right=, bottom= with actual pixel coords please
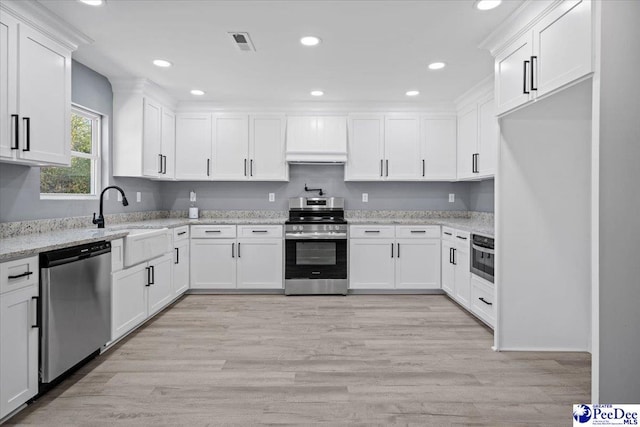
left=285, top=233, right=347, bottom=240
left=472, top=244, right=495, bottom=255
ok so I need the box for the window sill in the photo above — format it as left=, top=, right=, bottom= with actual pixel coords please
left=40, top=194, right=100, bottom=201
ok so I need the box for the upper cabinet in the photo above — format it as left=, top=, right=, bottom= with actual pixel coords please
left=0, top=4, right=77, bottom=167
left=286, top=116, right=347, bottom=163
left=174, top=113, right=287, bottom=181
left=346, top=114, right=456, bottom=181
left=111, top=79, right=177, bottom=179
left=493, top=0, right=592, bottom=116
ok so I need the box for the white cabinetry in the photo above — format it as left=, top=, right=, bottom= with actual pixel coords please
left=112, top=80, right=176, bottom=178
left=0, top=10, right=72, bottom=166
left=384, top=115, right=421, bottom=180
left=0, top=256, right=39, bottom=419
left=441, top=228, right=471, bottom=308
left=421, top=117, right=457, bottom=180
left=494, top=0, right=592, bottom=116
left=250, top=115, right=288, bottom=180
left=345, top=115, right=385, bottom=180
left=349, top=225, right=440, bottom=290
left=172, top=226, right=189, bottom=296
left=212, top=114, right=249, bottom=180
left=470, top=274, right=495, bottom=328
left=175, top=113, right=212, bottom=180
left=190, top=225, right=283, bottom=289
left=286, top=116, right=347, bottom=162
left=457, top=93, right=497, bottom=180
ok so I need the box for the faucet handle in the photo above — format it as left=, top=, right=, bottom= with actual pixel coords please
left=92, top=213, right=98, bottom=224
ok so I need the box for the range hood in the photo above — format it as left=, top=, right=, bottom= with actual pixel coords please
left=286, top=116, right=347, bottom=163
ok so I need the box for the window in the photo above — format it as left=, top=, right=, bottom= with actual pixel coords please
left=40, top=105, right=102, bottom=198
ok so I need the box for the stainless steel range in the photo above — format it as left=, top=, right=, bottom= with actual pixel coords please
left=285, top=197, right=348, bottom=295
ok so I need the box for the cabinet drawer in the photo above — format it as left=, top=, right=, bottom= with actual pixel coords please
left=191, top=225, right=236, bottom=239
left=454, top=230, right=470, bottom=247
left=111, top=238, right=124, bottom=272
left=173, top=226, right=190, bottom=242
left=395, top=225, right=440, bottom=239
left=237, top=225, right=283, bottom=239
left=350, top=225, right=395, bottom=239
left=441, top=227, right=456, bottom=241
left=1, top=255, right=39, bottom=294
left=470, top=275, right=495, bottom=328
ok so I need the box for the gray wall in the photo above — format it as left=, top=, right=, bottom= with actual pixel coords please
left=160, top=164, right=484, bottom=212
left=468, top=179, right=494, bottom=213
left=0, top=61, right=161, bottom=222
left=598, top=0, right=640, bottom=403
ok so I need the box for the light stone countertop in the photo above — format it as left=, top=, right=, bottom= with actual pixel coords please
left=347, top=218, right=494, bottom=237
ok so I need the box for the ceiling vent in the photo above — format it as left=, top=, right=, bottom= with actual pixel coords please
left=228, top=32, right=256, bottom=52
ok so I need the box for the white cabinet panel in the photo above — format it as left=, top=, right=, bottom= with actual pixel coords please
left=456, top=106, right=478, bottom=180
left=349, top=239, right=395, bottom=289
left=142, top=98, right=162, bottom=177
left=441, top=240, right=455, bottom=295
left=212, top=114, right=249, bottom=180
left=111, top=263, right=147, bottom=341
left=236, top=239, right=283, bottom=289
left=173, top=239, right=189, bottom=296
left=470, top=274, right=496, bottom=328
left=0, top=284, right=38, bottom=419
left=175, top=114, right=212, bottom=180
left=147, top=253, right=173, bottom=316
left=495, top=32, right=533, bottom=116
left=250, top=115, right=287, bottom=180
left=0, top=14, right=18, bottom=160
left=346, top=115, right=385, bottom=180
left=190, top=239, right=236, bottom=289
left=477, top=96, right=498, bottom=177
left=395, top=239, right=440, bottom=290
left=384, top=116, right=421, bottom=180
left=161, top=108, right=176, bottom=179
left=421, top=117, right=457, bottom=180
left=454, top=234, right=471, bottom=308
left=286, top=116, right=347, bottom=162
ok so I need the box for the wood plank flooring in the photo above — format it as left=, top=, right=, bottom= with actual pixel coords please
left=7, top=295, right=590, bottom=426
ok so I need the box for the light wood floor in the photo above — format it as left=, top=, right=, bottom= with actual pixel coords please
left=8, top=295, right=590, bottom=426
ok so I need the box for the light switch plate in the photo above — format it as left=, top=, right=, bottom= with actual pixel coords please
left=449, top=193, right=455, bottom=203
left=117, top=192, right=122, bottom=202
left=136, top=192, right=141, bottom=203
left=190, top=191, right=197, bottom=202
left=362, top=193, right=368, bottom=203
left=269, top=193, right=275, bottom=202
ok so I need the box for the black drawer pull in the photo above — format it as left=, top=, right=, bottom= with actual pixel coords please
left=456, top=236, right=468, bottom=240
left=252, top=230, right=268, bottom=233
left=177, top=231, right=187, bottom=236
left=365, top=230, right=380, bottom=233
left=8, top=271, right=34, bottom=279
left=410, top=230, right=426, bottom=233
left=205, top=230, right=221, bottom=233
left=479, top=297, right=493, bottom=306
left=444, top=232, right=452, bottom=236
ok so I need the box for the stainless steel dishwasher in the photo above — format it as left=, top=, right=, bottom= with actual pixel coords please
left=39, top=241, right=111, bottom=384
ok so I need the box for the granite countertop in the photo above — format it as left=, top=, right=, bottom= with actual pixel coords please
left=346, top=217, right=494, bottom=237
left=104, top=217, right=288, bottom=230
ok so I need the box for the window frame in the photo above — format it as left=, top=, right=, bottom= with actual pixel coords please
left=40, top=104, right=103, bottom=200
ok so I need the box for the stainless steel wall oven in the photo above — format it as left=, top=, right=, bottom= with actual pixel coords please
left=471, top=234, right=494, bottom=283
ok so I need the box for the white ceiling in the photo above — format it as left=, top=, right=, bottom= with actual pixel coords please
left=38, top=0, right=523, bottom=107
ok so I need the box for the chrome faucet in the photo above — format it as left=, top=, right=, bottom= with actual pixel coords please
left=93, top=185, right=129, bottom=228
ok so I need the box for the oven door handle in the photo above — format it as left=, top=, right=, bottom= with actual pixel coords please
left=285, top=233, right=347, bottom=240
left=472, top=244, right=495, bottom=255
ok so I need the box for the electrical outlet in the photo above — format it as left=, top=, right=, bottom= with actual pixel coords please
left=117, top=192, right=122, bottom=202
left=190, top=191, right=197, bottom=202
left=137, top=192, right=141, bottom=203
left=449, top=193, right=455, bottom=203
left=362, top=193, right=368, bottom=203
left=269, top=193, right=275, bottom=202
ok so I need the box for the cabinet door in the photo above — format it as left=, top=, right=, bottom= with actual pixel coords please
left=395, top=239, right=441, bottom=290
left=421, top=117, right=457, bottom=180
left=441, top=240, right=455, bottom=296
left=477, top=96, right=498, bottom=177
left=175, top=114, right=212, bottom=180
left=456, top=105, right=478, bottom=180
left=173, top=239, right=189, bottom=296
left=454, top=242, right=471, bottom=308
left=533, top=0, right=592, bottom=97
left=161, top=108, right=175, bottom=179
left=317, top=116, right=347, bottom=154
left=286, top=117, right=317, bottom=153
left=190, top=239, right=236, bottom=289
left=384, top=116, right=421, bottom=180
left=0, top=14, right=18, bottom=160
left=111, top=263, right=147, bottom=341
left=236, top=239, right=283, bottom=289
left=147, top=253, right=173, bottom=316
left=349, top=239, right=395, bottom=289
left=495, top=31, right=533, bottom=116
left=249, top=115, right=287, bottom=181
left=142, top=98, right=162, bottom=177
left=18, top=25, right=71, bottom=165
left=212, top=114, right=249, bottom=180
left=345, top=115, right=385, bottom=180
left=0, top=285, right=38, bottom=418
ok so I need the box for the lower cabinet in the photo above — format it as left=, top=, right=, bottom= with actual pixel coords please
left=190, top=225, right=283, bottom=290
left=0, top=256, right=39, bottom=419
left=470, top=274, right=496, bottom=328
left=441, top=227, right=471, bottom=308
left=172, top=226, right=190, bottom=296
left=111, top=252, right=173, bottom=341
left=349, top=225, right=440, bottom=290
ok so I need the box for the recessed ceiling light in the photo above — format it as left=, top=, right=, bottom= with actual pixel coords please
left=406, top=90, right=420, bottom=97
left=78, top=0, right=104, bottom=6
left=300, top=36, right=321, bottom=46
left=310, top=90, right=324, bottom=97
left=474, top=0, right=502, bottom=11
left=428, top=62, right=446, bottom=70
left=190, top=89, right=205, bottom=96
left=152, top=59, right=172, bottom=68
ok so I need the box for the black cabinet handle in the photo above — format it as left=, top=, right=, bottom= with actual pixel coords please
left=449, top=247, right=453, bottom=264
left=397, top=243, right=400, bottom=258
left=252, top=230, right=268, bottom=233
left=530, top=56, right=537, bottom=91
left=391, top=243, right=394, bottom=258
left=380, top=159, right=383, bottom=177
left=250, top=159, right=253, bottom=177
left=150, top=265, right=155, bottom=285
left=145, top=267, right=151, bottom=286
left=232, top=242, right=235, bottom=258
left=452, top=248, right=457, bottom=265
left=163, top=155, right=167, bottom=174
left=175, top=248, right=179, bottom=264
left=238, top=242, right=241, bottom=258
left=22, top=117, right=30, bottom=151
left=365, top=230, right=380, bottom=233
left=158, top=154, right=163, bottom=173
left=422, top=159, right=425, bottom=177
left=523, top=60, right=530, bottom=94
left=205, top=230, right=221, bottom=233
left=11, top=114, right=19, bottom=149
left=207, top=159, right=210, bottom=176
left=479, top=297, right=493, bottom=306
left=444, top=232, right=452, bottom=236
left=386, top=160, right=389, bottom=177
left=31, top=296, right=39, bottom=328
left=177, top=231, right=187, bottom=236
left=244, top=158, right=247, bottom=176
left=456, top=236, right=468, bottom=240
left=8, top=271, right=34, bottom=279
left=410, top=230, right=426, bottom=233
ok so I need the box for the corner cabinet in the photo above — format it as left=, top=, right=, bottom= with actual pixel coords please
left=494, top=0, right=593, bottom=116
left=0, top=256, right=39, bottom=419
left=457, top=93, right=497, bottom=180
left=0, top=10, right=72, bottom=166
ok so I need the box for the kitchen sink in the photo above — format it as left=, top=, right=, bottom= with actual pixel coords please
left=121, top=228, right=171, bottom=267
